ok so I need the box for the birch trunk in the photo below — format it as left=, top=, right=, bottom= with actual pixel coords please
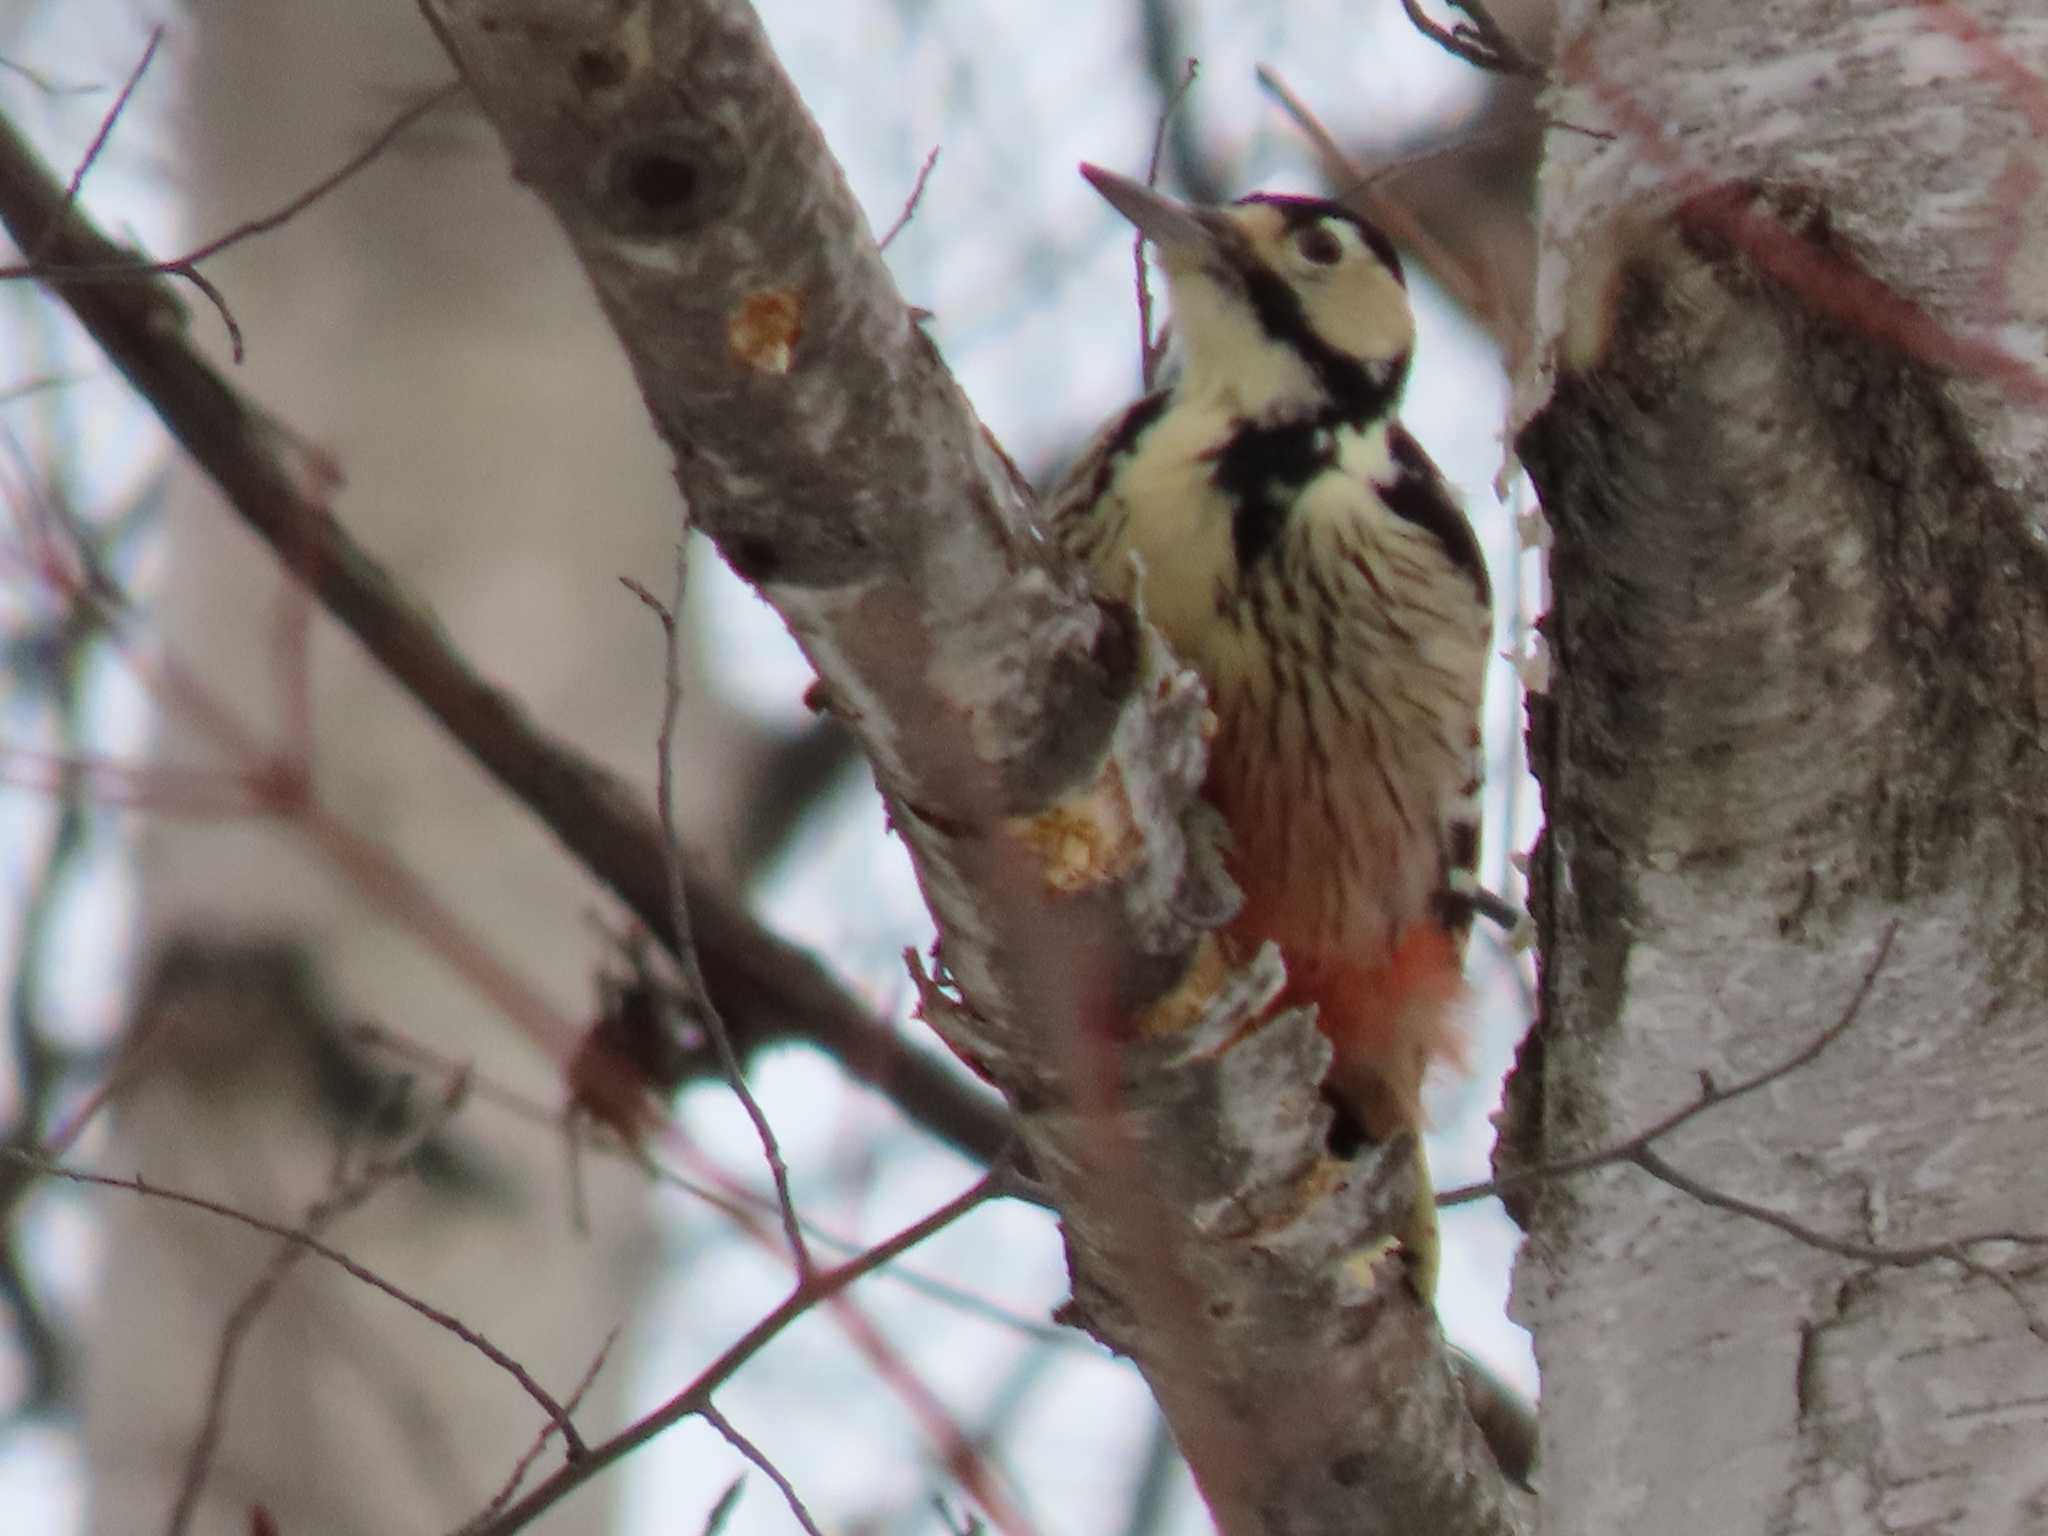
left=76, top=3, right=714, bottom=1528
left=1513, top=3, right=2048, bottom=1531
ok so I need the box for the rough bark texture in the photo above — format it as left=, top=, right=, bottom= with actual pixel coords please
left=1513, top=2, right=2048, bottom=1531
left=422, top=2, right=1526, bottom=1532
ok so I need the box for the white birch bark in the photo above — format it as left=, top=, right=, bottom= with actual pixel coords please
left=1513, top=3, right=2048, bottom=1531
left=76, top=3, right=706, bottom=1529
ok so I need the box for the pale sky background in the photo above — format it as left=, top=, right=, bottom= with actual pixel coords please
left=0, top=4, right=1541, bottom=1532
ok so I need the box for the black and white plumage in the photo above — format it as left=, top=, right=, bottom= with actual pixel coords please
left=1051, top=167, right=1492, bottom=1294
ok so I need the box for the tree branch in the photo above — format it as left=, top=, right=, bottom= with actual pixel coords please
left=0, top=105, right=1013, bottom=1173
left=1442, top=922, right=1898, bottom=1207
left=8, top=1146, right=578, bottom=1445
left=416, top=3, right=1524, bottom=1533
left=166, top=1074, right=498, bottom=1536
left=457, top=1168, right=1005, bottom=1535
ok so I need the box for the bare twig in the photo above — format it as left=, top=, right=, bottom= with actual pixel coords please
left=701, top=1405, right=827, bottom=1536
left=1441, top=922, right=1900, bottom=1207
left=624, top=567, right=813, bottom=1279
left=4, top=83, right=464, bottom=361
left=1624, top=1145, right=2048, bottom=1268
left=3, top=504, right=579, bottom=1057
left=1436, top=920, right=2048, bottom=1341
left=456, top=1167, right=1005, bottom=1536
left=469, top=1328, right=621, bottom=1527
left=1136, top=0, right=1222, bottom=205
left=1468, top=886, right=1526, bottom=935
left=33, top=1004, right=176, bottom=1160
left=35, top=26, right=161, bottom=260
left=1397, top=0, right=1543, bottom=77
left=877, top=146, right=940, bottom=254
left=0, top=52, right=105, bottom=97
left=1136, top=57, right=1197, bottom=390
left=1253, top=65, right=1497, bottom=327
left=165, top=1074, right=508, bottom=1534
left=1629, top=1147, right=2048, bottom=1341
left=0, top=111, right=1018, bottom=1169
left=1946, top=1242, right=2048, bottom=1347
left=147, top=84, right=463, bottom=277
left=6, top=1146, right=584, bottom=1448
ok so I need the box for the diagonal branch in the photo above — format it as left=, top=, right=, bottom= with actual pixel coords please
left=458, top=1168, right=1006, bottom=1535
left=416, top=4, right=1526, bottom=1534
left=166, top=1074, right=493, bottom=1536
left=9, top=1145, right=578, bottom=1444
left=0, top=106, right=1013, bottom=1173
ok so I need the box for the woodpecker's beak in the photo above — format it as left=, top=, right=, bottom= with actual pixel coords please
left=1079, top=164, right=1215, bottom=266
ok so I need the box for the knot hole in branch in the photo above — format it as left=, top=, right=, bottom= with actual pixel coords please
left=593, top=125, right=740, bottom=237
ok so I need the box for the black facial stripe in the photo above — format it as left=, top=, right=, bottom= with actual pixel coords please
left=1233, top=253, right=1408, bottom=422
left=1235, top=193, right=1406, bottom=288
left=1381, top=424, right=1490, bottom=604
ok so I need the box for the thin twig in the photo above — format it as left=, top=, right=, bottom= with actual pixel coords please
left=1625, top=1145, right=2048, bottom=1269
left=701, top=1405, right=827, bottom=1536
left=35, top=26, right=161, bottom=260
left=623, top=568, right=813, bottom=1280
left=166, top=1074, right=494, bottom=1534
left=0, top=110, right=1019, bottom=1170
left=1136, top=57, right=1196, bottom=390
left=1136, top=0, right=1222, bottom=205
left=1630, top=1148, right=2048, bottom=1343
left=1944, top=1241, right=2048, bottom=1347
left=4, top=83, right=464, bottom=360
left=1429, top=916, right=2048, bottom=1340
left=358, top=1022, right=1062, bottom=1329
left=1397, top=0, right=1543, bottom=77
left=6, top=1146, right=584, bottom=1448
left=155, top=84, right=463, bottom=275
left=1440, top=922, right=1900, bottom=1207
left=35, top=1004, right=176, bottom=1159
left=1253, top=65, right=1495, bottom=325
left=878, top=146, right=940, bottom=253
left=470, top=1327, right=621, bottom=1526
left=456, top=1167, right=1005, bottom=1536
left=0, top=53, right=105, bottom=97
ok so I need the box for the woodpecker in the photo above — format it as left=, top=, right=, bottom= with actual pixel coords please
left=1053, top=165, right=1491, bottom=1297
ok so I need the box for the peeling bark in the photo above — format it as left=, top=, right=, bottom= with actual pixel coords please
left=1515, top=2, right=2048, bottom=1531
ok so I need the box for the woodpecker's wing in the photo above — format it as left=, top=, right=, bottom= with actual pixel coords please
left=1377, top=423, right=1491, bottom=953
left=1046, top=388, right=1172, bottom=568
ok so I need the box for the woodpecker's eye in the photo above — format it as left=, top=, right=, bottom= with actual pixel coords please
left=1295, top=223, right=1344, bottom=266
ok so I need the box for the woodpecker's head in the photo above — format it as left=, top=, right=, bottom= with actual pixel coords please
left=1080, top=163, right=1413, bottom=423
